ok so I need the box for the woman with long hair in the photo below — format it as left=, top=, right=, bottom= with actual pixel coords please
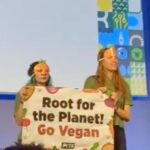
left=83, top=47, right=133, bottom=150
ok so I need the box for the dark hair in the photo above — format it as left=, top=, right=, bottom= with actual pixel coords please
left=26, top=60, right=53, bottom=86
left=4, top=143, right=45, bottom=150
left=27, top=61, right=40, bottom=77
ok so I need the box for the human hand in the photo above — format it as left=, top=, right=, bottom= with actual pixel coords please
left=97, top=86, right=107, bottom=93
left=19, top=87, right=28, bottom=103
left=19, top=86, right=34, bottom=102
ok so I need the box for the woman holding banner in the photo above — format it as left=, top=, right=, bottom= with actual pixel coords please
left=14, top=60, right=53, bottom=141
left=83, top=47, right=133, bottom=150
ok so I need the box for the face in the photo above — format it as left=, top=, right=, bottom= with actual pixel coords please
left=101, top=48, right=118, bottom=71
left=33, top=63, right=50, bottom=85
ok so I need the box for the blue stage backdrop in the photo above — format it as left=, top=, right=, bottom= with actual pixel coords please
left=97, top=0, right=150, bottom=100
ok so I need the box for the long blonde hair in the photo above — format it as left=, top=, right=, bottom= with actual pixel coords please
left=96, top=48, right=129, bottom=101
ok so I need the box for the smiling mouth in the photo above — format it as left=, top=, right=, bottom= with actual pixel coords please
left=40, top=77, right=47, bottom=80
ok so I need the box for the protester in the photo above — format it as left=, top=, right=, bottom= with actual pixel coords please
left=83, top=47, right=133, bottom=150
left=14, top=60, right=53, bottom=142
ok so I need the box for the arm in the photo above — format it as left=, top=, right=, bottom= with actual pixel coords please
left=115, top=105, right=131, bottom=122
left=14, top=93, right=24, bottom=126
left=14, top=86, right=28, bottom=126
left=112, top=81, right=133, bottom=122
left=14, top=100, right=24, bottom=126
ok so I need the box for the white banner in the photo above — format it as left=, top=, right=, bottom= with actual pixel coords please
left=21, top=86, right=114, bottom=150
